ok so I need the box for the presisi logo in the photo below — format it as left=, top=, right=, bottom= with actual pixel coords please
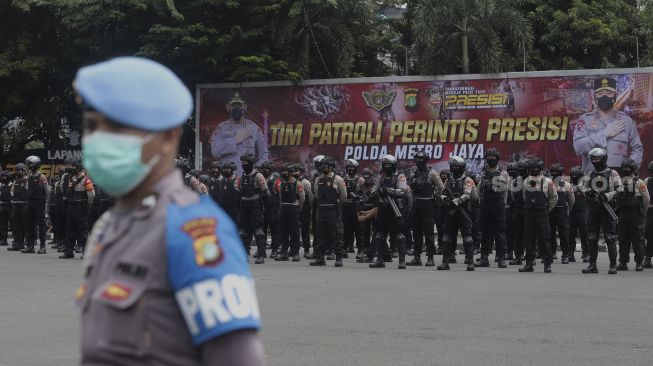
left=444, top=93, right=508, bottom=109
left=175, top=274, right=260, bottom=336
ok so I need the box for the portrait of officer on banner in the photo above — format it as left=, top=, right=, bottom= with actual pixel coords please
left=573, top=76, right=643, bottom=173
left=210, top=92, right=269, bottom=175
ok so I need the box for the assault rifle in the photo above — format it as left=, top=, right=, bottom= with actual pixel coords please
left=588, top=187, right=618, bottom=222
left=377, top=188, right=403, bottom=219
left=442, top=184, right=472, bottom=223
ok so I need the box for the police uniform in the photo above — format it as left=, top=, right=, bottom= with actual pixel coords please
left=262, top=172, right=281, bottom=256
left=294, top=168, right=313, bottom=256
left=64, top=172, right=95, bottom=256
left=210, top=114, right=269, bottom=176
left=277, top=174, right=305, bottom=260
left=0, top=173, right=12, bottom=246
left=54, top=172, right=70, bottom=250
left=218, top=175, right=240, bottom=226
left=508, top=175, right=526, bottom=264
left=73, top=57, right=263, bottom=365
left=569, top=174, right=589, bottom=262
left=91, top=185, right=114, bottom=228
left=357, top=172, right=376, bottom=262
left=521, top=174, right=558, bottom=271
left=311, top=171, right=347, bottom=264
left=236, top=169, right=269, bottom=259
left=25, top=168, right=49, bottom=252
left=208, top=175, right=223, bottom=206
left=478, top=167, right=509, bottom=267
left=549, top=177, right=575, bottom=262
left=644, top=174, right=653, bottom=267
left=439, top=172, right=476, bottom=270
left=583, top=168, right=621, bottom=270
left=616, top=175, right=650, bottom=269
left=408, top=167, right=444, bottom=264
left=342, top=173, right=365, bottom=255
left=573, top=78, right=643, bottom=173
left=9, top=172, right=29, bottom=251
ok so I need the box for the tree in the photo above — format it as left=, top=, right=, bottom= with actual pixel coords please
left=410, top=0, right=533, bottom=74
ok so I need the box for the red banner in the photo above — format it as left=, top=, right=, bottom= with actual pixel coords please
left=197, top=69, right=653, bottom=176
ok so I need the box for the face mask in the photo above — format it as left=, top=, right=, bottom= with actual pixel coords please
left=230, top=107, right=244, bottom=121
left=212, top=171, right=220, bottom=177
left=262, top=168, right=271, bottom=177
left=592, top=160, right=606, bottom=171
left=82, top=131, right=160, bottom=197
left=596, top=95, right=615, bottom=111
left=487, top=159, right=498, bottom=168
left=621, top=168, right=633, bottom=176
left=346, top=168, right=356, bottom=176
left=416, top=161, right=426, bottom=169
left=242, top=163, right=253, bottom=174
left=223, top=169, right=233, bottom=178
left=281, top=172, right=289, bottom=180
left=530, top=169, right=541, bottom=176
left=321, top=166, right=330, bottom=174
left=450, top=167, right=463, bottom=177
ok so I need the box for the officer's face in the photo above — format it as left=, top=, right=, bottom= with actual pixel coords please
left=595, top=90, right=616, bottom=99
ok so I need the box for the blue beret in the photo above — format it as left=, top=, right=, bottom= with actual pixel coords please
left=74, top=57, right=193, bottom=131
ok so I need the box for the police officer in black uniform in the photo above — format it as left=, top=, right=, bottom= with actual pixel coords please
left=434, top=169, right=450, bottom=255
left=8, top=164, right=29, bottom=252
left=0, top=171, right=12, bottom=247
left=477, top=148, right=509, bottom=268
left=582, top=148, right=621, bottom=274
left=407, top=150, right=444, bottom=266
left=342, top=159, right=364, bottom=256
left=548, top=163, right=574, bottom=263
left=23, top=156, right=50, bottom=254
left=508, top=161, right=526, bottom=265
left=356, top=168, right=376, bottom=262
left=438, top=156, right=476, bottom=271
left=48, top=174, right=59, bottom=245
left=90, top=184, right=114, bottom=227
left=218, top=161, right=240, bottom=225
left=54, top=163, right=71, bottom=251
left=568, top=166, right=588, bottom=263
left=276, top=163, right=305, bottom=262
left=369, top=155, right=408, bottom=269
left=505, top=162, right=517, bottom=261
left=260, top=161, right=282, bottom=258
left=310, top=156, right=347, bottom=267
left=615, top=158, right=649, bottom=271
left=60, top=158, right=95, bottom=259
left=293, top=164, right=313, bottom=258
left=468, top=172, right=482, bottom=255
left=237, top=154, right=270, bottom=263
left=519, top=158, right=557, bottom=273
left=208, top=160, right=223, bottom=205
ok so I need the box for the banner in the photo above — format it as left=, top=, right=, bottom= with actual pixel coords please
left=197, top=68, right=653, bottom=176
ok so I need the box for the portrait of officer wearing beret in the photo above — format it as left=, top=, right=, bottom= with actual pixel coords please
left=573, top=76, right=643, bottom=173
left=210, top=93, right=269, bottom=175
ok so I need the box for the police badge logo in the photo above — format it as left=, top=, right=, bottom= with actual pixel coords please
left=404, top=88, right=419, bottom=112
left=428, top=88, right=443, bottom=111
left=362, top=89, right=396, bottom=112
left=182, top=217, right=224, bottom=267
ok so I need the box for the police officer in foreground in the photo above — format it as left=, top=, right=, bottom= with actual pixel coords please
left=407, top=150, right=444, bottom=266
left=519, top=158, right=557, bottom=273
left=438, top=156, right=476, bottom=271
left=24, top=155, right=50, bottom=254
left=237, top=153, right=270, bottom=263
left=73, top=57, right=264, bottom=365
left=582, top=148, right=621, bottom=274
left=644, top=162, right=653, bottom=268
left=477, top=148, right=509, bottom=268
left=8, top=164, right=29, bottom=252
left=369, top=155, right=408, bottom=269
left=548, top=163, right=574, bottom=263
left=310, top=156, right=347, bottom=267
left=615, top=159, right=649, bottom=271
left=568, top=166, right=588, bottom=263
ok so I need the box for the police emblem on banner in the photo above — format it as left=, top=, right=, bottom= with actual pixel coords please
left=362, top=89, right=396, bottom=112
left=404, top=88, right=419, bottom=112
left=428, top=88, right=443, bottom=111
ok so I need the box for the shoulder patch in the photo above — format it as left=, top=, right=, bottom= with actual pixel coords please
left=639, top=180, right=647, bottom=192
left=182, top=217, right=224, bottom=268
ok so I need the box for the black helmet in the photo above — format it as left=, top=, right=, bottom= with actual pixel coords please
left=240, top=154, right=257, bottom=165
left=361, top=168, right=372, bottom=180
left=175, top=156, right=191, bottom=171
left=549, top=163, right=563, bottom=177
left=448, top=156, right=466, bottom=170
left=223, top=161, right=236, bottom=171
left=648, top=161, right=653, bottom=174
left=66, top=157, right=83, bottom=170
left=381, top=155, right=397, bottom=174
left=484, top=148, right=500, bottom=160
left=414, top=150, right=428, bottom=162
left=570, top=166, right=583, bottom=177
left=25, top=155, right=41, bottom=170
left=313, top=155, right=325, bottom=169
left=439, top=169, right=451, bottom=178
left=529, top=158, right=544, bottom=171
left=189, top=169, right=200, bottom=177
left=322, top=156, right=336, bottom=167
left=14, top=163, right=28, bottom=172
left=621, top=158, right=637, bottom=172
left=281, top=162, right=295, bottom=172
left=294, top=163, right=305, bottom=173
left=210, top=160, right=222, bottom=169
left=588, top=147, right=607, bottom=167
left=199, top=175, right=210, bottom=185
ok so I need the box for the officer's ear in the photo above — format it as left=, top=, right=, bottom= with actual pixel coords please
left=158, top=127, right=182, bottom=156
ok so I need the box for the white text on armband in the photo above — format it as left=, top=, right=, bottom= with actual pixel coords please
left=175, top=274, right=261, bottom=335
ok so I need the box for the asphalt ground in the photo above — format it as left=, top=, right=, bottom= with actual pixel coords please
left=1, top=246, right=651, bottom=366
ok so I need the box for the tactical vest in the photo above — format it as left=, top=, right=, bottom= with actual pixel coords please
left=616, top=179, right=641, bottom=209
left=265, top=177, right=280, bottom=206
left=240, top=173, right=259, bottom=198
left=12, top=180, right=29, bottom=201
left=648, top=177, right=653, bottom=195
left=280, top=179, right=298, bottom=204
left=220, top=177, right=240, bottom=205
left=589, top=169, right=613, bottom=194
left=208, top=177, right=222, bottom=202
left=69, top=177, right=89, bottom=201
left=28, top=172, right=46, bottom=200
left=412, top=169, right=435, bottom=199
left=554, top=180, right=568, bottom=208
left=344, top=175, right=359, bottom=196
left=0, top=184, right=11, bottom=202
left=524, top=178, right=547, bottom=210
left=572, top=186, right=588, bottom=211
left=510, top=179, right=525, bottom=208
left=317, top=175, right=339, bottom=205
left=481, top=169, right=503, bottom=201
left=448, top=175, right=465, bottom=197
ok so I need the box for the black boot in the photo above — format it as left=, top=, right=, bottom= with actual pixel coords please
left=37, top=246, right=46, bottom=254
left=275, top=254, right=289, bottom=261
left=568, top=255, right=576, bottom=263
left=582, top=263, right=598, bottom=274
left=643, top=257, right=653, bottom=268
left=7, top=246, right=21, bottom=252
left=474, top=256, right=490, bottom=267
left=254, top=257, right=265, bottom=264
left=21, top=246, right=35, bottom=254
left=326, top=253, right=336, bottom=260
left=582, top=254, right=590, bottom=263
left=509, top=257, right=523, bottom=265
left=544, top=263, right=552, bottom=273
left=309, top=258, right=326, bottom=266
left=635, top=263, right=644, bottom=271
left=406, top=256, right=422, bottom=266
left=436, top=262, right=450, bottom=270
left=498, top=260, right=507, bottom=269
left=425, top=256, right=435, bottom=267
left=616, top=262, right=628, bottom=271
left=334, top=257, right=343, bottom=267
left=59, top=252, right=74, bottom=259
left=518, top=261, right=534, bottom=272
left=561, top=256, right=569, bottom=264
left=369, top=260, right=385, bottom=268
left=448, top=256, right=457, bottom=264
left=608, top=265, right=617, bottom=274
left=398, top=258, right=406, bottom=269
left=269, top=249, right=278, bottom=259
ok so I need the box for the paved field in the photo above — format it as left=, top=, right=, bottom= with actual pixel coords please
left=1, top=247, right=651, bottom=366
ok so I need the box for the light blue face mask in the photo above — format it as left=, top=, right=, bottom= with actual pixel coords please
left=82, top=131, right=160, bottom=197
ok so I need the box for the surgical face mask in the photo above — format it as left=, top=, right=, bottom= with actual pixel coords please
left=596, top=95, right=615, bottom=111
left=230, top=107, right=244, bottom=121
left=82, top=131, right=160, bottom=197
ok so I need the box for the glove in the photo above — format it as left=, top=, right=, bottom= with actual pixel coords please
left=452, top=198, right=461, bottom=207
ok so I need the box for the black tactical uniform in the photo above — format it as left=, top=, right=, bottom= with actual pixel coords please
left=208, top=161, right=223, bottom=205
left=276, top=163, right=305, bottom=262
left=24, top=156, right=49, bottom=254
left=237, top=154, right=270, bottom=263
left=0, top=172, right=12, bottom=246
left=508, top=161, right=527, bottom=265
left=342, top=159, right=364, bottom=257
left=548, top=163, right=573, bottom=263
left=90, top=185, right=114, bottom=227
left=218, top=161, right=241, bottom=226
left=438, top=156, right=475, bottom=271
left=48, top=175, right=59, bottom=245
left=408, top=150, right=444, bottom=267
left=434, top=169, right=450, bottom=255
left=615, top=159, right=649, bottom=271
left=477, top=148, right=508, bottom=268
left=293, top=164, right=313, bottom=257
left=468, top=172, right=482, bottom=254
left=260, top=161, right=282, bottom=258
left=519, top=158, right=556, bottom=273
left=568, top=166, right=588, bottom=263
left=61, top=162, right=94, bottom=259
left=505, top=163, right=518, bottom=261
left=369, top=155, right=407, bottom=269
left=582, top=148, right=621, bottom=274
left=309, top=155, right=325, bottom=259
left=8, top=164, right=30, bottom=252
left=310, top=156, right=347, bottom=267
left=54, top=166, right=70, bottom=250
left=356, top=169, right=376, bottom=262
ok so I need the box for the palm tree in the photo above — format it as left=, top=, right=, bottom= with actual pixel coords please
left=411, top=0, right=532, bottom=74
